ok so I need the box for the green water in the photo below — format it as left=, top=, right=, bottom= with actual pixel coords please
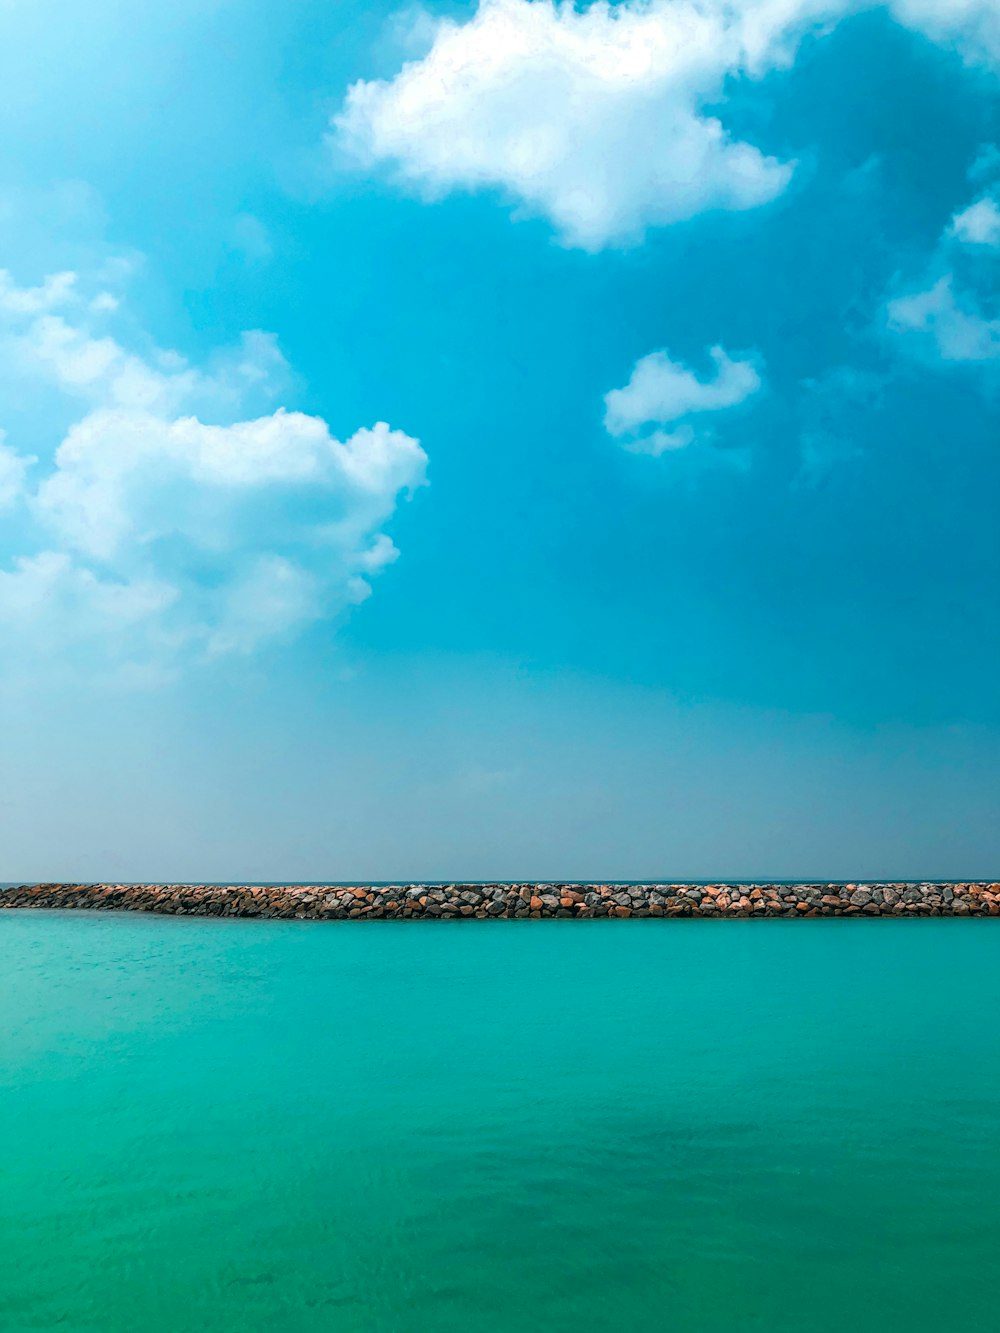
left=1, top=915, right=997, bottom=1332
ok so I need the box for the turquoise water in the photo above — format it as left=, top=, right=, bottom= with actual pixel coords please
left=1, top=915, right=998, bottom=1332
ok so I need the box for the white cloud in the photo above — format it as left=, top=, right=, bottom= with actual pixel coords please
left=333, top=0, right=1000, bottom=251
left=951, top=194, right=1000, bottom=247
left=0, top=550, right=176, bottom=636
left=0, top=267, right=77, bottom=314
left=604, top=344, right=762, bottom=454
left=3, top=297, right=291, bottom=420
left=334, top=0, right=811, bottom=250
left=889, top=0, right=1000, bottom=67
left=887, top=275, right=1000, bottom=361
left=0, top=265, right=427, bottom=673
left=886, top=170, right=1000, bottom=367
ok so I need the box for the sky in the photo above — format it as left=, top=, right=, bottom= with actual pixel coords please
left=0, top=0, right=998, bottom=882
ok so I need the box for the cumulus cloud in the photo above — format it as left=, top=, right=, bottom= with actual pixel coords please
left=886, top=168, right=1000, bottom=366
left=0, top=266, right=427, bottom=674
left=889, top=0, right=1000, bottom=67
left=334, top=0, right=813, bottom=250
left=887, top=275, right=1000, bottom=361
left=332, top=0, right=1000, bottom=250
left=604, top=344, right=763, bottom=455
left=0, top=267, right=77, bottom=314
left=3, top=303, right=290, bottom=420
left=951, top=195, right=1000, bottom=247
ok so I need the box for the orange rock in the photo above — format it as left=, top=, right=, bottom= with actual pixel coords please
left=529, top=896, right=543, bottom=910
left=614, top=905, right=632, bottom=917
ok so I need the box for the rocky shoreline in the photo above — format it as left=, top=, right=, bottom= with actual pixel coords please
left=2, top=881, right=998, bottom=918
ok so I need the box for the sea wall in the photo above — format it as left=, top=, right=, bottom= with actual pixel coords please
left=2, top=882, right=998, bottom=917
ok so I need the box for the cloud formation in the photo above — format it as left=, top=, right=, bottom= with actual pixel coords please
left=887, top=276, right=1000, bottom=361
left=334, top=0, right=809, bottom=251
left=334, top=0, right=1000, bottom=251
left=604, top=344, right=762, bottom=455
left=0, top=266, right=426, bottom=673
left=951, top=194, right=1000, bottom=247
left=886, top=167, right=1000, bottom=365
left=890, top=0, right=1000, bottom=67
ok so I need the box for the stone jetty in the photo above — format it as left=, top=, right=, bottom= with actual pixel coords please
left=1, top=882, right=998, bottom=918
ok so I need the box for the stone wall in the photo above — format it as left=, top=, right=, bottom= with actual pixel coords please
left=2, top=882, right=998, bottom=917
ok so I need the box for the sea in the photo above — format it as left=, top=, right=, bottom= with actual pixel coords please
left=1, top=910, right=997, bottom=1332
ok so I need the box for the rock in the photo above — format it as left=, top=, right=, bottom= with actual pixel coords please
left=1, top=880, right=991, bottom=920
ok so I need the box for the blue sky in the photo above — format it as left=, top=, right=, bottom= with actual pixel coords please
left=1, top=0, right=998, bottom=881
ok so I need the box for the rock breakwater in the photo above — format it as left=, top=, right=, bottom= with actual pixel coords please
left=2, top=882, right=998, bottom=918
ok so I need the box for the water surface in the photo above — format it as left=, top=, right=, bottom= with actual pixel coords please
left=1, top=915, right=997, bottom=1332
